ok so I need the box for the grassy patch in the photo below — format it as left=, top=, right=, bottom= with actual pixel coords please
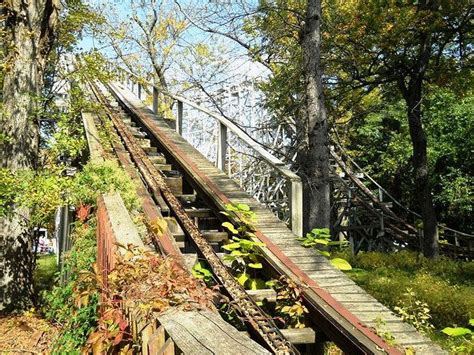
left=34, top=254, right=58, bottom=293
left=333, top=250, right=474, bottom=352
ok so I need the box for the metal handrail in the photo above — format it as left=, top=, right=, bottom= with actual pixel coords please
left=113, top=66, right=303, bottom=236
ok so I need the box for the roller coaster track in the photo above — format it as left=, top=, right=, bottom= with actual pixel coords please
left=329, top=144, right=474, bottom=258
left=84, top=77, right=448, bottom=354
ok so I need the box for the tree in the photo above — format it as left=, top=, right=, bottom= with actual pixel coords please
left=0, top=0, right=59, bottom=311
left=182, top=0, right=332, bottom=231
left=95, top=0, right=187, bottom=116
left=324, top=0, right=473, bottom=257
left=300, top=0, right=331, bottom=230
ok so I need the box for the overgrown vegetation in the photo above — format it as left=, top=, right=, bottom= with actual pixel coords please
left=42, top=218, right=99, bottom=352
left=221, top=203, right=269, bottom=290
left=298, top=227, right=352, bottom=270
left=333, top=250, right=474, bottom=352
left=220, top=203, right=310, bottom=330
left=84, top=245, right=215, bottom=352
left=34, top=255, right=57, bottom=295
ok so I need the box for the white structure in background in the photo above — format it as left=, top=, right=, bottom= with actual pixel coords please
left=51, top=53, right=75, bottom=111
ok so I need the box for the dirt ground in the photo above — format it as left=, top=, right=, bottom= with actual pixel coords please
left=0, top=311, right=59, bottom=354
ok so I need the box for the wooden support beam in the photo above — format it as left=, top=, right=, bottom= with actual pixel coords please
left=217, top=122, right=227, bottom=171
left=289, top=179, right=303, bottom=237
left=247, top=289, right=277, bottom=303
left=153, top=86, right=159, bottom=114
left=280, top=327, right=316, bottom=344
left=176, top=100, right=183, bottom=135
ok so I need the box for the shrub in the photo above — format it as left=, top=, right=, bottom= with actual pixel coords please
left=334, top=250, right=474, bottom=330
left=42, top=219, right=99, bottom=353
left=70, top=160, right=139, bottom=211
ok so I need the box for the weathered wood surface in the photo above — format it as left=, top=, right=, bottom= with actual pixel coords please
left=82, top=111, right=105, bottom=162
left=158, top=310, right=270, bottom=354
left=109, top=82, right=447, bottom=354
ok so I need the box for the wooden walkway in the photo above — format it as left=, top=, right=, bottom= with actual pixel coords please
left=108, top=82, right=446, bottom=354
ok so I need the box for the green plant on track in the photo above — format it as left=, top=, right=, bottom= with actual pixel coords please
left=192, top=261, right=214, bottom=284
left=298, top=228, right=352, bottom=271
left=220, top=203, right=268, bottom=290
left=274, top=276, right=308, bottom=329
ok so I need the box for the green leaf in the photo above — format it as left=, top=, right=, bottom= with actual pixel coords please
left=230, top=250, right=247, bottom=257
left=317, top=250, right=330, bottom=257
left=222, top=222, right=238, bottom=234
left=248, top=278, right=266, bottom=290
left=191, top=269, right=203, bottom=279
left=441, top=327, right=472, bottom=337
left=222, top=242, right=241, bottom=251
left=311, top=228, right=330, bottom=235
left=237, top=273, right=249, bottom=286
left=248, top=262, right=263, bottom=269
left=265, top=280, right=277, bottom=288
left=469, top=319, right=474, bottom=327
left=313, top=238, right=329, bottom=245
left=236, top=203, right=250, bottom=211
left=330, top=258, right=352, bottom=271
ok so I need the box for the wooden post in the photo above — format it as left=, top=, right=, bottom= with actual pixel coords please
left=289, top=178, right=303, bottom=237
left=153, top=86, right=159, bottom=114
left=378, top=188, right=385, bottom=236
left=176, top=100, right=183, bottom=135
left=217, top=122, right=227, bottom=171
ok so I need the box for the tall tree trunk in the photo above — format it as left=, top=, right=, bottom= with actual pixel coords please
left=298, top=0, right=331, bottom=231
left=398, top=23, right=439, bottom=259
left=405, top=85, right=439, bottom=258
left=0, top=0, right=59, bottom=312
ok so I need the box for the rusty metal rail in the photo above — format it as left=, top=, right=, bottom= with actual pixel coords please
left=89, top=80, right=297, bottom=354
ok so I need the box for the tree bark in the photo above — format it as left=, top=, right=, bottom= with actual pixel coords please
left=404, top=85, right=439, bottom=258
left=298, top=0, right=331, bottom=231
left=398, top=21, right=439, bottom=258
left=0, top=0, right=59, bottom=312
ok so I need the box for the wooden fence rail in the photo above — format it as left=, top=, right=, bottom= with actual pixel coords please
left=96, top=193, right=178, bottom=354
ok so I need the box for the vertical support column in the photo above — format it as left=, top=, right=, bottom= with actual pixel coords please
left=138, top=83, right=142, bottom=100
left=176, top=100, right=183, bottom=135
left=378, top=188, right=385, bottom=236
left=217, top=122, right=227, bottom=171
left=289, top=178, right=303, bottom=237
left=153, top=86, right=159, bottom=114
left=227, top=146, right=232, bottom=177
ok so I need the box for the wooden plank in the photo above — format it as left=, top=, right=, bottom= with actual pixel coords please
left=158, top=310, right=270, bottom=354
left=322, top=284, right=371, bottom=295
left=280, top=328, right=316, bottom=344
left=333, top=293, right=379, bottom=303
left=290, top=255, right=328, bottom=264
left=184, top=208, right=213, bottom=218
left=247, top=289, right=277, bottom=303
left=158, top=337, right=175, bottom=355
left=298, top=263, right=338, bottom=272
left=141, top=323, right=155, bottom=355
left=148, top=325, right=166, bottom=353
